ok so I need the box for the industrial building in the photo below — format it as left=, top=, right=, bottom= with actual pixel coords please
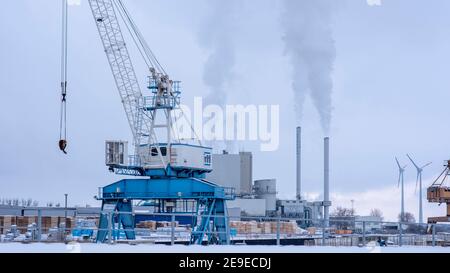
left=205, top=151, right=267, bottom=217
left=254, top=179, right=277, bottom=215
left=206, top=151, right=253, bottom=196
left=205, top=127, right=332, bottom=227
left=277, top=200, right=324, bottom=222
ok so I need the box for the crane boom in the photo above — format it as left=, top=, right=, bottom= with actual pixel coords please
left=88, top=0, right=144, bottom=148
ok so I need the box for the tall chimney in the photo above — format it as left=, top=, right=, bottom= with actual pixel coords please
left=324, top=137, right=330, bottom=227
left=296, top=127, right=302, bottom=200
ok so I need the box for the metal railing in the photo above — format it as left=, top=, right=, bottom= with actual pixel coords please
left=1, top=209, right=450, bottom=247
left=143, top=95, right=180, bottom=110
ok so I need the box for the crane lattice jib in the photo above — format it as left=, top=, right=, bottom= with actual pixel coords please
left=88, top=0, right=145, bottom=149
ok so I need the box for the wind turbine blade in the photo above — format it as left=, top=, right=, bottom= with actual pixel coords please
left=395, top=157, right=401, bottom=169
left=422, top=162, right=432, bottom=169
left=398, top=173, right=401, bottom=188
left=407, top=154, right=420, bottom=170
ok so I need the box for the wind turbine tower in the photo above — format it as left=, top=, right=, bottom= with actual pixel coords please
left=396, top=157, right=407, bottom=222
left=407, top=154, right=432, bottom=224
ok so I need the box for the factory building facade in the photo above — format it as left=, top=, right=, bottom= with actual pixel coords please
left=206, top=151, right=253, bottom=196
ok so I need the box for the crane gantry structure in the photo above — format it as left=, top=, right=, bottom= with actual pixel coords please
left=427, top=160, right=450, bottom=224
left=60, top=0, right=235, bottom=244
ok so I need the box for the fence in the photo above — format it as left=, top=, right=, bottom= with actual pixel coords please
left=1, top=210, right=449, bottom=247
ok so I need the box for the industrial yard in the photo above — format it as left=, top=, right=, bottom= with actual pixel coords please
left=2, top=244, right=450, bottom=254
left=2, top=0, right=450, bottom=256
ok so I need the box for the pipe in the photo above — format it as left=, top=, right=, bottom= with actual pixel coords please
left=324, top=137, right=330, bottom=227
left=296, top=127, right=302, bottom=200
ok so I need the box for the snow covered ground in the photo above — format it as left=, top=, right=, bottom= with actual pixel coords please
left=0, top=242, right=450, bottom=253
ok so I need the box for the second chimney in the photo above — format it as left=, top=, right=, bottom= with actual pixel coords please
left=296, top=127, right=302, bottom=200
left=324, top=137, right=331, bottom=227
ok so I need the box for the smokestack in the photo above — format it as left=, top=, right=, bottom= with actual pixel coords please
left=296, top=127, right=302, bottom=200
left=324, top=137, right=330, bottom=227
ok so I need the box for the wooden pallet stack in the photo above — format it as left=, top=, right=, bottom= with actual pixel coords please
left=270, top=222, right=278, bottom=234
left=269, top=221, right=299, bottom=235
left=136, top=220, right=180, bottom=231
left=257, top=222, right=272, bottom=234
left=17, top=216, right=39, bottom=228
left=230, top=221, right=246, bottom=234
left=0, top=216, right=75, bottom=234
left=244, top=221, right=261, bottom=234
left=307, top=227, right=317, bottom=235
left=136, top=220, right=157, bottom=231
left=282, top=221, right=298, bottom=235
left=1, top=216, right=17, bottom=234
left=155, top=221, right=179, bottom=228
left=230, top=220, right=300, bottom=235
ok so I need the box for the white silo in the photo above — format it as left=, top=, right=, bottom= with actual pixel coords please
left=254, top=179, right=277, bottom=212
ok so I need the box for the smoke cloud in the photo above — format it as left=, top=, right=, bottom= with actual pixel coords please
left=281, top=0, right=337, bottom=135
left=198, top=0, right=238, bottom=152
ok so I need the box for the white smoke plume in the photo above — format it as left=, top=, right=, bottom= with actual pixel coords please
left=281, top=0, right=337, bottom=135
left=198, top=0, right=238, bottom=152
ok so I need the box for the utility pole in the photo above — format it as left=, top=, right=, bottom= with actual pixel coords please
left=64, top=193, right=68, bottom=219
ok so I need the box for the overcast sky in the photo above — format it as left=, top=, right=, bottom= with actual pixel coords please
left=1, top=0, right=450, bottom=220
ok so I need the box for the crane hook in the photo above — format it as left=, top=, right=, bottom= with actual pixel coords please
left=59, top=139, right=68, bottom=154
left=59, top=84, right=68, bottom=155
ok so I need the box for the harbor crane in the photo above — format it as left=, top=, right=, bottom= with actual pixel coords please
left=427, top=160, right=450, bottom=224
left=58, top=0, right=235, bottom=244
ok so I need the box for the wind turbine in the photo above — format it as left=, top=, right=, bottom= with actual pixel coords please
left=396, top=157, right=407, bottom=222
left=407, top=154, right=432, bottom=224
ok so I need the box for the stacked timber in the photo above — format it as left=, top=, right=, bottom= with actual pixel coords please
left=244, top=221, right=261, bottom=234
left=335, top=230, right=353, bottom=235
left=0, top=216, right=16, bottom=234
left=229, top=221, right=246, bottom=234
left=307, top=227, right=317, bottom=235
left=0, top=216, right=74, bottom=234
left=137, top=220, right=180, bottom=231
left=136, top=221, right=157, bottom=231
left=270, top=221, right=299, bottom=235
left=257, top=222, right=272, bottom=234
left=270, top=222, right=278, bottom=234
left=230, top=221, right=300, bottom=235
left=282, top=221, right=298, bottom=235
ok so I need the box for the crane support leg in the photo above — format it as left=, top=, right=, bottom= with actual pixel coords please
left=191, top=199, right=229, bottom=245
left=97, top=200, right=115, bottom=243
left=213, top=199, right=230, bottom=245
left=116, top=200, right=136, bottom=240
left=97, top=200, right=135, bottom=243
left=191, top=199, right=216, bottom=245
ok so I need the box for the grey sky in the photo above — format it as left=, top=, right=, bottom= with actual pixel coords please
left=1, top=0, right=449, bottom=219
